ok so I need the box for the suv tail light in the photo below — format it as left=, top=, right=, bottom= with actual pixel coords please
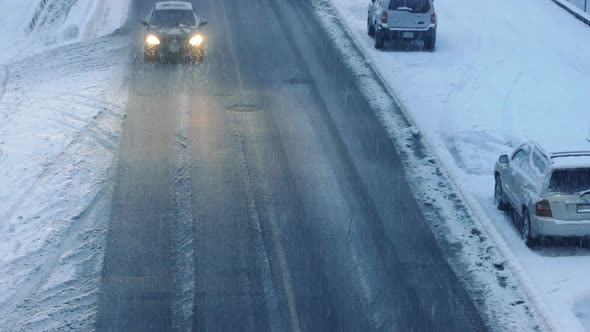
left=536, top=199, right=553, bottom=217
left=430, top=12, right=436, bottom=24
left=382, top=11, right=388, bottom=24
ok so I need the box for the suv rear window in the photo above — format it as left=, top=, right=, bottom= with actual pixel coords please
left=389, top=0, right=431, bottom=13
left=548, top=168, right=590, bottom=194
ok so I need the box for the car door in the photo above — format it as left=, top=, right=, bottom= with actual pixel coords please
left=509, top=146, right=533, bottom=212
left=531, top=149, right=549, bottom=192
left=371, top=0, right=383, bottom=25
left=368, top=0, right=376, bottom=23
left=503, top=146, right=529, bottom=207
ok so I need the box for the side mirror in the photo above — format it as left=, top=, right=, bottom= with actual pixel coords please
left=141, top=20, right=148, bottom=26
left=371, top=0, right=376, bottom=3
left=199, top=19, right=208, bottom=26
left=499, top=154, right=509, bottom=164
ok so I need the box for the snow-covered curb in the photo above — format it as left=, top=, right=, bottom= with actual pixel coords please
left=310, top=1, right=550, bottom=331
left=328, top=13, right=557, bottom=331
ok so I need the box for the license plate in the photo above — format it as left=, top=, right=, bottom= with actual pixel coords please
left=402, top=32, right=414, bottom=39
left=577, top=204, right=590, bottom=213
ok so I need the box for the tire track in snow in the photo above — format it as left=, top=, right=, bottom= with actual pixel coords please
left=0, top=184, right=112, bottom=331
left=0, top=95, right=120, bottom=229
left=170, top=92, right=195, bottom=331
left=0, top=65, right=8, bottom=102
left=42, top=106, right=118, bottom=153
left=4, top=90, right=125, bottom=118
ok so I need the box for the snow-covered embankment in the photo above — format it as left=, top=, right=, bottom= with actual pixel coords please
left=0, top=0, right=130, bottom=330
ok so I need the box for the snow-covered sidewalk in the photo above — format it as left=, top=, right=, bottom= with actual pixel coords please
left=0, top=0, right=129, bottom=330
left=321, top=0, right=590, bottom=330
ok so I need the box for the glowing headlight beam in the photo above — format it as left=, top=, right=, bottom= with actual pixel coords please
left=146, top=35, right=160, bottom=46
left=189, top=34, right=204, bottom=47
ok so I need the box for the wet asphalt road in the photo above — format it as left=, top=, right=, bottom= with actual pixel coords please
left=96, top=0, right=487, bottom=331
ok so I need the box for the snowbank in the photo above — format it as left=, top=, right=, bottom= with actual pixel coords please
left=0, top=0, right=129, bottom=329
left=324, top=0, right=590, bottom=330
left=0, top=0, right=130, bottom=64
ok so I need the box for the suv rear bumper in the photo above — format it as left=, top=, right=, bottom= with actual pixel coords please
left=378, top=25, right=435, bottom=40
left=533, top=215, right=590, bottom=237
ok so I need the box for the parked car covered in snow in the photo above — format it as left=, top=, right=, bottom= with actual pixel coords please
left=494, top=141, right=590, bottom=246
left=142, top=1, right=208, bottom=62
left=367, top=0, right=437, bottom=50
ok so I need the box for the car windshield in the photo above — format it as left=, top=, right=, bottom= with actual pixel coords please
left=548, top=168, right=590, bottom=194
left=150, top=9, right=196, bottom=27
left=389, top=0, right=431, bottom=13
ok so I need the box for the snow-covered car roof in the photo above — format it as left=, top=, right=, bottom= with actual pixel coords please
left=549, top=152, right=590, bottom=169
left=155, top=1, right=193, bottom=11
left=520, top=140, right=590, bottom=169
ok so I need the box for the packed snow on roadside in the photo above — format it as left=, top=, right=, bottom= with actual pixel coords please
left=0, top=0, right=129, bottom=64
left=0, top=0, right=129, bottom=330
left=323, top=0, right=590, bottom=330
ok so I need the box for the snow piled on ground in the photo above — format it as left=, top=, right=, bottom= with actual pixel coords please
left=0, top=0, right=129, bottom=330
left=323, top=0, right=590, bottom=330
left=0, top=0, right=129, bottom=64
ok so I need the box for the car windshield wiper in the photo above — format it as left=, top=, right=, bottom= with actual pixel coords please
left=396, top=6, right=414, bottom=12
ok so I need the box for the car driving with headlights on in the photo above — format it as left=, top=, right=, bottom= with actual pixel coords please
left=142, top=1, right=208, bottom=62
left=367, top=0, right=437, bottom=50
left=494, top=141, right=590, bottom=246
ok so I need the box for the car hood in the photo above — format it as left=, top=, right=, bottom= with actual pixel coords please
left=147, top=26, right=199, bottom=38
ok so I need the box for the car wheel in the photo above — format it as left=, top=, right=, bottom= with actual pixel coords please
left=424, top=29, right=436, bottom=51
left=494, top=177, right=509, bottom=211
left=374, top=30, right=385, bottom=49
left=521, top=210, right=537, bottom=247
left=368, top=19, right=375, bottom=37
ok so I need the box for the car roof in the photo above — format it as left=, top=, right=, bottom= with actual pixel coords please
left=155, top=1, right=193, bottom=11
left=549, top=153, right=590, bottom=169
left=520, top=140, right=590, bottom=170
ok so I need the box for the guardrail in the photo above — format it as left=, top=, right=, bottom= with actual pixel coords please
left=570, top=0, right=589, bottom=12
left=551, top=0, right=590, bottom=26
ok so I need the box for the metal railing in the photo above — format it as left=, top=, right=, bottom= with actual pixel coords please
left=567, top=0, right=589, bottom=12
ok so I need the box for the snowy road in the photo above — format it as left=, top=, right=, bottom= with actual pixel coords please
left=95, top=0, right=488, bottom=330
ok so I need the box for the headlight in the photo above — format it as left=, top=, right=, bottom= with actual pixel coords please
left=189, top=34, right=204, bottom=47
left=146, top=35, right=160, bottom=46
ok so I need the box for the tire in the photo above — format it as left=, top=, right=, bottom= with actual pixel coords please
left=494, top=177, right=509, bottom=211
left=521, top=210, right=537, bottom=247
left=368, top=19, right=375, bottom=37
left=424, top=29, right=436, bottom=51
left=374, top=30, right=385, bottom=49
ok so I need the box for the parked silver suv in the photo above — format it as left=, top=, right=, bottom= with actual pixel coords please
left=494, top=141, right=590, bottom=246
left=367, top=0, right=437, bottom=50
